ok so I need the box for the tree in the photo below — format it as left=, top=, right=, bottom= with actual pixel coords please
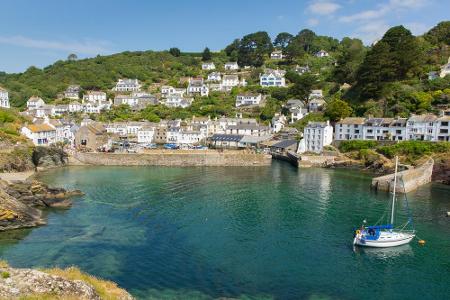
left=225, top=39, right=240, bottom=56
left=273, top=32, right=293, bottom=49
left=67, top=53, right=78, bottom=61
left=332, top=38, right=366, bottom=84
left=237, top=31, right=273, bottom=67
left=202, top=47, right=212, bottom=61
left=169, top=47, right=181, bottom=57
left=324, top=98, right=353, bottom=122
left=424, top=21, right=450, bottom=46
left=284, top=29, right=316, bottom=58
left=289, top=74, right=315, bottom=104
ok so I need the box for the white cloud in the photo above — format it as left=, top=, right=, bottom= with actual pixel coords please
left=307, top=18, right=320, bottom=26
left=308, top=1, right=341, bottom=15
left=339, top=0, right=427, bottom=23
left=0, top=35, right=111, bottom=55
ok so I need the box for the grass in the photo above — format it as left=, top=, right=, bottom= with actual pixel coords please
left=41, top=266, right=130, bottom=300
left=0, top=261, right=130, bottom=300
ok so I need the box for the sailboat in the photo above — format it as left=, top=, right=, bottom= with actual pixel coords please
left=353, top=156, right=416, bottom=247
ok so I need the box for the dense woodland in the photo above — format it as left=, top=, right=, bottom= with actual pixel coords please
left=0, top=21, right=449, bottom=127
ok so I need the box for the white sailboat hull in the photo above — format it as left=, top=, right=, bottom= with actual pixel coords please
left=354, top=231, right=415, bottom=248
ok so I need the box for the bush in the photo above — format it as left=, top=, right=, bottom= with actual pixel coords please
left=377, top=141, right=450, bottom=159
left=338, top=140, right=378, bottom=152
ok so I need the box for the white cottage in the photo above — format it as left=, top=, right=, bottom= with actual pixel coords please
left=260, top=69, right=286, bottom=87
left=113, top=79, right=141, bottom=92
left=224, top=62, right=239, bottom=71
left=21, top=123, right=56, bottom=146
left=27, top=96, right=45, bottom=110
left=235, top=93, right=262, bottom=107
left=202, top=62, right=216, bottom=70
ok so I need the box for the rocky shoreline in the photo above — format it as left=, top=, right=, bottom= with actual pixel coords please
left=0, top=178, right=83, bottom=232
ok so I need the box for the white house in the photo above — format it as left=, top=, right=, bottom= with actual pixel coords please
left=21, top=123, right=56, bottom=146
left=389, top=118, right=408, bottom=141
left=27, top=96, right=45, bottom=110
left=35, top=105, right=55, bottom=118
left=83, top=101, right=111, bottom=114
left=222, top=74, right=239, bottom=90
left=295, top=65, right=310, bottom=74
left=270, top=50, right=284, bottom=60
left=308, top=99, right=326, bottom=112
left=271, top=113, right=287, bottom=133
left=83, top=91, right=107, bottom=103
left=334, top=117, right=366, bottom=141
left=406, top=114, right=437, bottom=141
left=207, top=72, right=222, bottom=82
left=224, top=62, right=239, bottom=71
left=298, top=121, right=333, bottom=154
left=235, top=93, right=262, bottom=107
left=137, top=125, right=156, bottom=144
left=187, top=77, right=209, bottom=97
left=0, top=87, right=10, bottom=108
left=260, top=69, right=286, bottom=87
left=440, top=57, right=450, bottom=78
left=290, top=108, right=309, bottom=123
left=113, top=78, right=141, bottom=92
left=225, top=124, right=271, bottom=136
left=164, top=96, right=193, bottom=108
left=362, top=118, right=394, bottom=141
left=52, top=105, right=69, bottom=116
left=202, top=62, right=216, bottom=70
left=161, top=86, right=186, bottom=98
left=64, top=85, right=80, bottom=99
left=315, top=50, right=329, bottom=58
left=167, top=128, right=205, bottom=145
left=114, top=95, right=138, bottom=107
left=68, top=101, right=83, bottom=113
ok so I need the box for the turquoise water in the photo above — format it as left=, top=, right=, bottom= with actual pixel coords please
left=0, top=162, right=449, bottom=299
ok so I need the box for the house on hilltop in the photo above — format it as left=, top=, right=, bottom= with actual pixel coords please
left=315, top=50, right=329, bottom=58
left=224, top=62, right=239, bottom=71
left=64, top=85, right=80, bottom=100
left=113, top=78, right=141, bottom=92
left=202, top=62, right=216, bottom=70
left=0, top=87, right=10, bottom=108
left=260, top=69, right=286, bottom=87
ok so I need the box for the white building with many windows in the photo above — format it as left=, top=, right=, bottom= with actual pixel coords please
left=260, top=69, right=286, bottom=87
left=406, top=114, right=437, bottom=141
left=113, top=78, right=141, bottom=92
left=83, top=91, right=107, bottom=103
left=235, top=93, right=262, bottom=107
left=298, top=121, right=333, bottom=154
left=334, top=117, right=366, bottom=141
left=137, top=125, right=157, bottom=144
left=207, top=72, right=221, bottom=82
left=0, top=87, right=10, bottom=108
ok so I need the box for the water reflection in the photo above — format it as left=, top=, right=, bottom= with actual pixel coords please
left=355, top=244, right=414, bottom=259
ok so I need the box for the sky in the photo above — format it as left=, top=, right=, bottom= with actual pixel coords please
left=0, top=0, right=448, bottom=73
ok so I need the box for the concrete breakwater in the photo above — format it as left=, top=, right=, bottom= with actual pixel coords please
left=72, top=150, right=272, bottom=167
left=371, top=158, right=434, bottom=193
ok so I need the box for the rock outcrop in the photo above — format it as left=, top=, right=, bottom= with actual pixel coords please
left=32, top=146, right=68, bottom=170
left=0, top=179, right=83, bottom=231
left=0, top=264, right=134, bottom=299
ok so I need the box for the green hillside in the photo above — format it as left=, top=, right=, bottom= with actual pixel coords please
left=0, top=21, right=449, bottom=122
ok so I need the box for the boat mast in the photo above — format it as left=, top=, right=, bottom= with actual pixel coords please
left=390, top=156, right=398, bottom=225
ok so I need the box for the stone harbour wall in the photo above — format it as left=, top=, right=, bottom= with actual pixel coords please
left=72, top=150, right=272, bottom=167
left=371, top=158, right=434, bottom=193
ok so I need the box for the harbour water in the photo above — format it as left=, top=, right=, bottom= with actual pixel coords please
left=0, top=162, right=448, bottom=299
